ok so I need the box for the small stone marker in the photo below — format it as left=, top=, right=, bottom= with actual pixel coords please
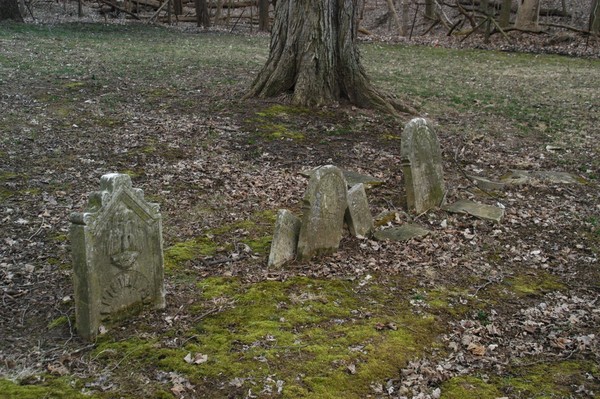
left=501, top=170, right=585, bottom=185
left=345, top=183, right=373, bottom=238
left=374, top=224, right=430, bottom=242
left=268, top=209, right=301, bottom=268
left=297, top=165, right=348, bottom=260
left=443, top=199, right=504, bottom=223
left=70, top=173, right=165, bottom=341
left=401, top=118, right=445, bottom=214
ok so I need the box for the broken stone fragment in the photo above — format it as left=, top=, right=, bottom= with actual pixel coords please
left=345, top=183, right=374, bottom=238
left=267, top=209, right=301, bottom=268
left=373, top=224, right=430, bottom=242
left=443, top=199, right=504, bottom=223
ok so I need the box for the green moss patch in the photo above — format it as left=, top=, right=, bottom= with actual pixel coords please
left=507, top=271, right=565, bottom=297
left=165, top=210, right=277, bottom=271
left=441, top=375, right=503, bottom=399
left=442, top=360, right=600, bottom=399
left=92, top=276, right=441, bottom=398
left=164, top=236, right=218, bottom=271
left=0, top=376, right=91, bottom=399
left=501, top=360, right=599, bottom=398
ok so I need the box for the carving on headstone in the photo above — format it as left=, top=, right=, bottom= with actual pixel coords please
left=401, top=118, right=445, bottom=214
left=297, top=165, right=348, bottom=261
left=70, top=173, right=165, bottom=341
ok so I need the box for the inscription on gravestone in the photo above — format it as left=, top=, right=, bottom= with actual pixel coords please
left=401, top=118, right=445, bottom=214
left=297, top=165, right=348, bottom=260
left=70, top=173, right=165, bottom=341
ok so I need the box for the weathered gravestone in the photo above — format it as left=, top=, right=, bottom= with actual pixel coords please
left=297, top=165, right=348, bottom=260
left=345, top=183, right=374, bottom=238
left=401, top=118, right=445, bottom=214
left=268, top=209, right=301, bottom=268
left=70, top=173, right=165, bottom=341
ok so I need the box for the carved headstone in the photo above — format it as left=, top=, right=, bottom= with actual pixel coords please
left=70, top=173, right=165, bottom=341
left=268, top=209, right=301, bottom=268
left=297, top=165, right=348, bottom=260
left=345, top=183, right=373, bottom=238
left=401, top=118, right=445, bottom=213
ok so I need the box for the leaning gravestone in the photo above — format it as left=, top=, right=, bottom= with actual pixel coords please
left=345, top=183, right=373, bottom=238
left=401, top=118, right=445, bottom=214
left=70, top=173, right=165, bottom=341
left=297, top=165, right=348, bottom=260
left=268, top=209, right=301, bottom=268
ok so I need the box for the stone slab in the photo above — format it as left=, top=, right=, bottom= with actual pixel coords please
left=401, top=118, right=445, bottom=214
left=345, top=183, right=373, bottom=238
left=70, top=173, right=165, bottom=341
left=297, top=165, right=348, bottom=260
left=468, top=175, right=506, bottom=191
left=373, top=224, right=430, bottom=242
left=501, top=170, right=585, bottom=185
left=443, top=199, right=504, bottom=223
left=268, top=209, right=301, bottom=268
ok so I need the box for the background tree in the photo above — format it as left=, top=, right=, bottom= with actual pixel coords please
left=514, top=0, right=540, bottom=30
left=258, top=0, right=269, bottom=31
left=195, top=0, right=209, bottom=28
left=499, top=0, right=513, bottom=27
left=246, top=0, right=412, bottom=115
left=591, top=0, right=600, bottom=34
left=0, top=0, right=23, bottom=21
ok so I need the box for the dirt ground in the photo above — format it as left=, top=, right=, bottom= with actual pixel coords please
left=0, top=4, right=599, bottom=399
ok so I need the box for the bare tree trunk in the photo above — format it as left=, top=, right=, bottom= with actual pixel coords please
left=591, top=0, right=600, bottom=34
left=499, top=0, right=512, bottom=27
left=386, top=0, right=403, bottom=35
left=246, top=0, right=413, bottom=115
left=514, top=0, right=540, bottom=31
left=0, top=0, right=23, bottom=21
left=195, top=0, right=210, bottom=27
left=401, top=0, right=409, bottom=36
left=258, top=0, right=269, bottom=31
left=424, top=0, right=434, bottom=19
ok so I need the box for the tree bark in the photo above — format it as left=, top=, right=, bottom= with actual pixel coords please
left=195, top=0, right=209, bottom=27
left=514, top=0, right=540, bottom=31
left=590, top=0, right=600, bottom=34
left=258, top=0, right=269, bottom=31
left=499, top=0, right=512, bottom=27
left=424, top=0, right=435, bottom=19
left=0, top=0, right=23, bottom=21
left=246, top=0, right=412, bottom=115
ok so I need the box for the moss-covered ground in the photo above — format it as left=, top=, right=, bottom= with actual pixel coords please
left=1, top=21, right=598, bottom=399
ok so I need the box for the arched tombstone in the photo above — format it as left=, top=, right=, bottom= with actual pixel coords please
left=401, top=118, right=445, bottom=214
left=70, top=173, right=165, bottom=341
left=297, top=165, right=348, bottom=261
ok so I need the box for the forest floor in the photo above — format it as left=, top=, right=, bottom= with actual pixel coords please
left=0, top=21, right=599, bottom=399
